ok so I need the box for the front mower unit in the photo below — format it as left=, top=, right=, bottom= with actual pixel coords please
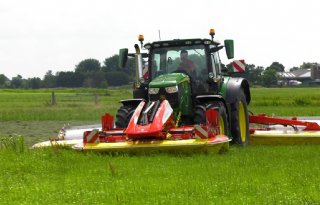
left=73, top=100, right=230, bottom=153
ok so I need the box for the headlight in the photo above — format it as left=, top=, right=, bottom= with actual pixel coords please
left=165, top=86, right=178, bottom=93
left=148, top=87, right=159, bottom=94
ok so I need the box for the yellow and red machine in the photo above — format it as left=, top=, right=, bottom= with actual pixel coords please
left=249, top=114, right=320, bottom=144
left=73, top=100, right=229, bottom=153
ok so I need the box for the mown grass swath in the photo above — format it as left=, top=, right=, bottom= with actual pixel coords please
left=0, top=135, right=25, bottom=153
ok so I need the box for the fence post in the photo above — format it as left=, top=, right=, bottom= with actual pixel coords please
left=51, top=91, right=56, bottom=106
left=95, top=93, right=99, bottom=105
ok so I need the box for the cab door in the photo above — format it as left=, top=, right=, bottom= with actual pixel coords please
left=208, top=51, right=223, bottom=93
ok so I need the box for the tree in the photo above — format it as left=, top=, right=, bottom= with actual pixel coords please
left=262, top=69, right=277, bottom=87
left=289, top=66, right=300, bottom=72
left=0, top=74, right=9, bottom=88
left=29, top=77, right=42, bottom=89
left=266, top=62, right=285, bottom=72
left=11, top=75, right=23, bottom=88
left=92, top=71, right=108, bottom=88
left=223, top=63, right=264, bottom=86
left=75, top=59, right=101, bottom=74
left=56, top=72, right=84, bottom=87
left=289, top=62, right=318, bottom=72
left=102, top=55, right=119, bottom=72
left=300, top=62, right=317, bottom=70
left=42, top=70, right=56, bottom=88
left=102, top=55, right=135, bottom=78
left=245, top=64, right=264, bottom=85
left=82, top=71, right=107, bottom=88
left=105, top=71, right=130, bottom=86
left=75, top=59, right=102, bottom=87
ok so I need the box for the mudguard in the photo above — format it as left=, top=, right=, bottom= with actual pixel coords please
left=120, top=99, right=144, bottom=107
left=196, top=95, right=227, bottom=108
left=225, top=77, right=250, bottom=105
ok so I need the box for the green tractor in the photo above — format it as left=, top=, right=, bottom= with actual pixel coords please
left=117, top=29, right=251, bottom=145
left=32, top=30, right=320, bottom=151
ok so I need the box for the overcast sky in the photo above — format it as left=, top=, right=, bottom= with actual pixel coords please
left=1, top=0, right=320, bottom=79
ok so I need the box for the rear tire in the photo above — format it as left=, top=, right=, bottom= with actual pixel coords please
left=230, top=89, right=249, bottom=145
left=115, top=106, right=135, bottom=128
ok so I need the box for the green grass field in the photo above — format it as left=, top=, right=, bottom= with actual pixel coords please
left=0, top=87, right=320, bottom=204
left=249, top=87, right=320, bottom=116
left=0, top=88, right=132, bottom=121
left=0, top=87, right=319, bottom=122
left=0, top=144, right=319, bottom=204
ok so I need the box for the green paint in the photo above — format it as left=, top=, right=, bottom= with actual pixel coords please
left=149, top=73, right=192, bottom=117
left=219, top=76, right=230, bottom=99
left=177, top=80, right=192, bottom=116
left=149, top=73, right=189, bottom=88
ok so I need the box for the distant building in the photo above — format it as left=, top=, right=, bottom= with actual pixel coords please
left=277, top=67, right=320, bottom=86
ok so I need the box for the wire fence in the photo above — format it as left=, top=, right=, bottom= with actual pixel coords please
left=50, top=91, right=100, bottom=105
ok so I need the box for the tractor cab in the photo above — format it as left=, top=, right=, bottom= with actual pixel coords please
left=119, top=30, right=235, bottom=100
left=146, top=39, right=227, bottom=96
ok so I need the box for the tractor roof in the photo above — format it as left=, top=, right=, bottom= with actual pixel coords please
left=144, top=38, right=220, bottom=49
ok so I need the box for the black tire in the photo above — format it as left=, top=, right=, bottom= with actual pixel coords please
left=115, top=106, right=135, bottom=128
left=194, top=105, right=206, bottom=125
left=230, top=89, right=249, bottom=145
left=215, top=103, right=228, bottom=135
left=194, top=102, right=229, bottom=136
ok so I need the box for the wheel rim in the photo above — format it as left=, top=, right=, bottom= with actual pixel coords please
left=239, top=101, right=247, bottom=143
left=219, top=115, right=225, bottom=135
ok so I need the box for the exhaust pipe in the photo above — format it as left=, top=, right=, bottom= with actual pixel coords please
left=134, top=44, right=143, bottom=87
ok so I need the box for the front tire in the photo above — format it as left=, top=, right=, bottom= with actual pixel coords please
left=115, top=106, right=135, bottom=128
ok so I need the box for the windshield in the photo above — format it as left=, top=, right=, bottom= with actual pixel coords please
left=150, top=45, right=207, bottom=80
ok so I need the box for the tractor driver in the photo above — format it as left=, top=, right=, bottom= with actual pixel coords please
left=178, top=50, right=196, bottom=79
left=177, top=50, right=197, bottom=93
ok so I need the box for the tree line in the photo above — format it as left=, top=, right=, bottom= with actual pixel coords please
left=230, top=62, right=318, bottom=87
left=0, top=54, right=317, bottom=89
left=0, top=55, right=135, bottom=89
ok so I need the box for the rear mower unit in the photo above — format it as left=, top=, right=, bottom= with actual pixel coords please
left=249, top=114, right=320, bottom=144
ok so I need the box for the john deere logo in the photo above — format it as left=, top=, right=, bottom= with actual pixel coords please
left=160, top=95, right=166, bottom=100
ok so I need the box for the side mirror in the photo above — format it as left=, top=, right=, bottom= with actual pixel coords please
left=118, top=48, right=128, bottom=68
left=224, top=40, right=234, bottom=59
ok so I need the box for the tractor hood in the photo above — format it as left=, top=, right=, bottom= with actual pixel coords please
left=149, top=73, right=189, bottom=88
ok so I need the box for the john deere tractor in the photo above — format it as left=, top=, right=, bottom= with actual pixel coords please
left=117, top=29, right=251, bottom=145
left=31, top=29, right=320, bottom=151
